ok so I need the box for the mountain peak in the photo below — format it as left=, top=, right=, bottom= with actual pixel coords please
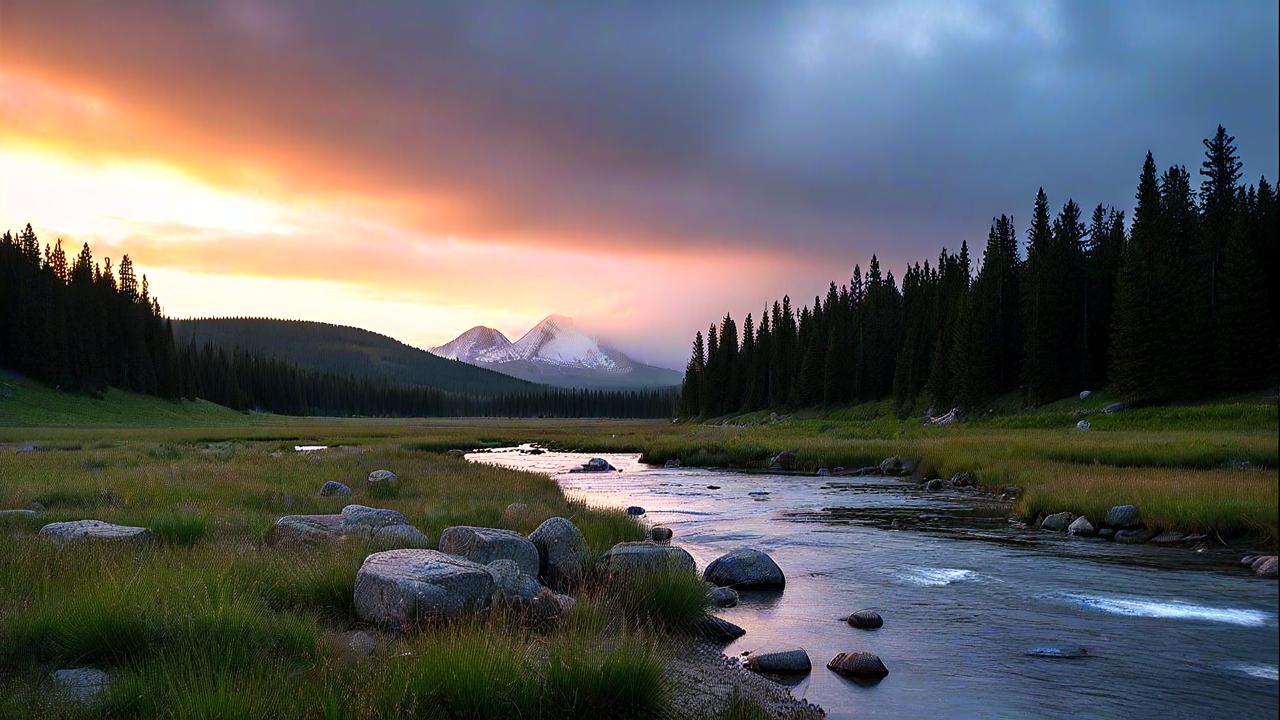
left=430, top=325, right=512, bottom=363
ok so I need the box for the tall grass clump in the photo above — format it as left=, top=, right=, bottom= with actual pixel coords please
left=148, top=512, right=208, bottom=546
left=602, top=567, right=713, bottom=630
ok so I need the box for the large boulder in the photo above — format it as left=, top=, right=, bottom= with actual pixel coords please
left=39, top=520, right=152, bottom=544
left=649, top=526, right=673, bottom=542
left=366, top=469, right=399, bottom=487
left=269, top=514, right=345, bottom=546
left=528, top=517, right=588, bottom=591
left=353, top=549, right=496, bottom=629
left=604, top=542, right=696, bottom=575
left=703, top=548, right=785, bottom=589
left=744, top=647, right=811, bottom=675
left=341, top=504, right=409, bottom=534
left=370, top=523, right=431, bottom=548
left=50, top=667, right=110, bottom=705
left=1067, top=516, right=1096, bottom=537
left=439, top=526, right=539, bottom=577
left=319, top=481, right=353, bottom=497
left=1040, top=512, right=1074, bottom=532
left=486, top=559, right=544, bottom=602
left=1250, top=555, right=1278, bottom=578
left=1105, top=504, right=1141, bottom=528
left=827, top=652, right=889, bottom=679
left=845, top=609, right=884, bottom=629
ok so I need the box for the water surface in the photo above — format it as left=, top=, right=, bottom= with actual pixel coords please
left=471, top=446, right=1279, bottom=720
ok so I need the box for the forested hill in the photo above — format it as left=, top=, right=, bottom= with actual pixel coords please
left=172, top=318, right=535, bottom=397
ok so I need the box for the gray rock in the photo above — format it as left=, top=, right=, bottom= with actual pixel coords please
left=486, top=559, right=544, bottom=602
left=744, top=647, right=812, bottom=675
left=925, top=478, right=948, bottom=492
left=319, top=480, right=353, bottom=497
left=1240, top=555, right=1259, bottom=567
left=1078, top=390, right=1093, bottom=400
left=440, top=526, right=539, bottom=577
left=704, top=548, right=785, bottom=589
left=1251, top=555, right=1278, bottom=578
left=1001, top=486, right=1022, bottom=499
left=1114, top=528, right=1154, bottom=544
left=697, top=614, right=746, bottom=642
left=845, top=609, right=883, bottom=629
left=331, top=630, right=378, bottom=659
left=371, top=523, right=431, bottom=548
left=827, top=652, right=889, bottom=679
left=708, top=586, right=739, bottom=608
left=38, top=520, right=152, bottom=544
left=768, top=450, right=799, bottom=470
left=1103, top=402, right=1128, bottom=414
left=528, top=516, right=587, bottom=591
left=269, top=514, right=344, bottom=546
left=1076, top=419, right=1092, bottom=431
left=1026, top=646, right=1088, bottom=659
left=1105, top=504, right=1141, bottom=528
left=28, top=501, right=46, bottom=513
left=446, top=449, right=467, bottom=458
left=527, top=588, right=576, bottom=624
left=878, top=456, right=905, bottom=476
left=649, top=526, right=673, bottom=542
left=341, top=505, right=410, bottom=535
left=605, top=542, right=697, bottom=575
left=664, top=459, right=682, bottom=468
left=1151, top=531, right=1187, bottom=546
left=366, top=469, right=399, bottom=486
left=1040, top=512, right=1074, bottom=532
left=951, top=472, right=975, bottom=487
left=1096, top=528, right=1115, bottom=540
left=1067, top=516, right=1096, bottom=537
left=570, top=457, right=617, bottom=473
left=353, top=549, right=496, bottom=629
left=0, top=509, right=39, bottom=522
left=50, top=667, right=109, bottom=705
left=816, top=467, right=831, bottom=476
left=626, top=506, right=646, bottom=516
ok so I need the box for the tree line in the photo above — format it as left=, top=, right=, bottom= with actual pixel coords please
left=0, top=232, right=676, bottom=418
left=679, top=125, right=1277, bottom=418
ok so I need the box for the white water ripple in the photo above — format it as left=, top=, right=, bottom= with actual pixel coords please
left=1064, top=594, right=1274, bottom=627
left=1230, top=663, right=1279, bottom=681
left=898, top=567, right=984, bottom=587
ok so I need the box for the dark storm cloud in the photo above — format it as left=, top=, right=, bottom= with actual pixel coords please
left=5, top=0, right=1277, bottom=264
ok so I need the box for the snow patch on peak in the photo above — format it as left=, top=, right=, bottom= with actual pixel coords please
left=430, top=326, right=512, bottom=363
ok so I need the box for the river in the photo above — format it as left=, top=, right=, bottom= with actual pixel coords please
left=469, top=446, right=1279, bottom=720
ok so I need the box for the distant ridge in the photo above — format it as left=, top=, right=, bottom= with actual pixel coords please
left=172, top=317, right=538, bottom=397
left=430, top=315, right=683, bottom=390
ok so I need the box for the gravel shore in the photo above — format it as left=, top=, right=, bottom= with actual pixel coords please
left=666, top=640, right=825, bottom=719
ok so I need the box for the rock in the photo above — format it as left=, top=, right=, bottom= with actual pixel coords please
left=504, top=502, right=529, bottom=517
left=747, top=488, right=771, bottom=497
left=1096, top=528, right=1115, bottom=540
left=1114, top=528, right=1154, bottom=544
left=744, top=647, right=812, bottom=675
left=1240, top=555, right=1259, bottom=567
left=50, top=667, right=109, bottom=705
left=1067, top=516, right=1096, bottom=537
left=1105, top=505, right=1141, bottom=528
left=439, top=526, right=540, bottom=577
left=353, top=549, right=496, bottom=628
left=1026, top=646, right=1088, bottom=659
left=951, top=472, right=975, bottom=487
left=1079, top=390, right=1093, bottom=400
left=269, top=514, right=345, bottom=546
left=649, top=526, right=673, bottom=542
left=1151, top=531, right=1187, bottom=546
left=28, top=501, right=46, bottom=513
left=527, top=588, right=576, bottom=624
left=826, top=652, right=889, bottom=680
left=331, top=630, right=378, bottom=659
left=604, top=542, right=696, bottom=575
left=319, top=480, right=353, bottom=497
left=570, top=457, right=617, bottom=473
left=768, top=450, right=799, bottom=470
left=878, top=456, right=905, bottom=475
left=486, top=558, right=544, bottom=602
left=706, top=485, right=721, bottom=490
left=1076, top=419, right=1092, bottom=431
left=1103, top=402, right=1128, bottom=414
left=925, top=478, right=948, bottom=492
left=1040, top=512, right=1074, bottom=532
left=708, top=586, right=739, bottom=608
left=703, top=548, right=785, bottom=589
left=341, top=505, right=410, bottom=535
left=1001, top=486, right=1022, bottom=499
left=626, top=506, right=646, bottom=516
left=845, top=610, right=883, bottom=629
left=38, top=520, right=152, bottom=544
left=370, top=523, right=431, bottom=548
left=664, top=459, right=682, bottom=468
left=366, top=469, right=399, bottom=487
left=816, top=467, right=831, bottom=477
left=696, top=614, right=746, bottom=642
left=0, top=509, right=39, bottom=522
left=528, top=516, right=587, bottom=591
left=446, top=449, right=467, bottom=458
left=1251, top=556, right=1278, bottom=578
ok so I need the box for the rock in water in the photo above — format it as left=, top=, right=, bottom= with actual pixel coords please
left=1067, top=516, right=1096, bottom=537
left=1250, top=556, right=1278, bottom=578
left=38, top=520, right=152, bottom=544
left=604, top=542, right=696, bottom=575
left=1040, top=512, right=1074, bottom=532
left=320, top=480, right=353, bottom=497
left=827, top=652, right=889, bottom=679
left=925, top=478, right=948, bottom=492
left=528, top=516, right=587, bottom=591
left=269, top=514, right=345, bottom=546
left=649, top=526, right=673, bottom=542
left=50, top=667, right=110, bottom=705
left=353, top=549, right=495, bottom=629
left=664, top=459, right=682, bottom=468
left=626, top=506, right=646, bottom=516
left=366, top=469, right=399, bottom=487
left=704, top=548, right=785, bottom=589
left=744, top=647, right=812, bottom=675
left=708, top=586, right=739, bottom=608
left=439, top=526, right=539, bottom=577
left=1105, top=504, right=1140, bottom=528
left=1114, top=528, right=1154, bottom=544
left=816, top=467, right=831, bottom=476
left=845, top=610, right=884, bottom=629
left=697, top=614, right=746, bottom=642
left=1026, top=646, right=1089, bottom=659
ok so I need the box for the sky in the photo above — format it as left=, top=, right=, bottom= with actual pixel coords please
left=1, top=1, right=1276, bottom=369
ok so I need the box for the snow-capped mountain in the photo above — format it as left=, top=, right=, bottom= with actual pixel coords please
left=430, top=315, right=682, bottom=389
